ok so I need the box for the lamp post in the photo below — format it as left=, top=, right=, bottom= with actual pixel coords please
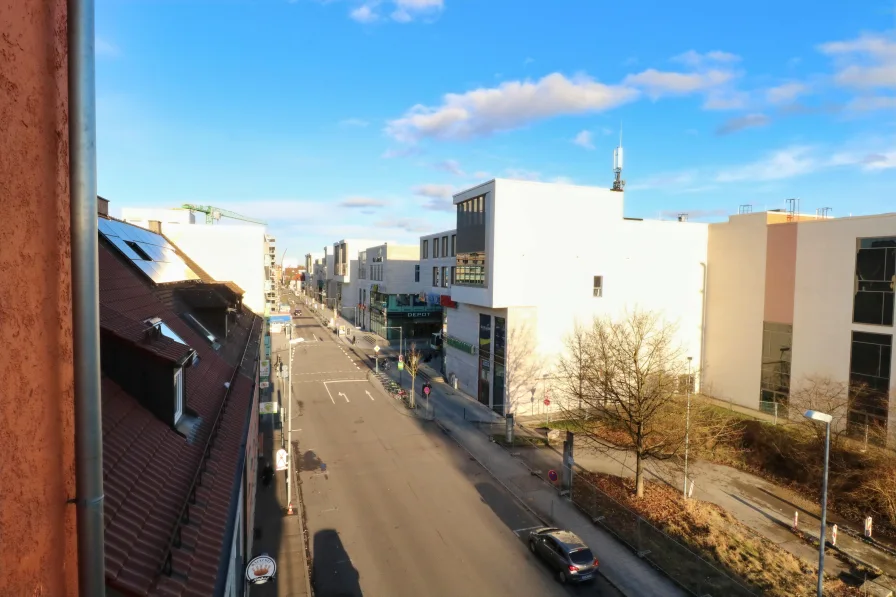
left=804, top=409, right=833, bottom=597
left=683, top=356, right=693, bottom=499
left=383, top=325, right=404, bottom=386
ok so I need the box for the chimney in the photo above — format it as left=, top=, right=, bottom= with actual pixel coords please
left=97, top=195, right=109, bottom=217
left=148, top=220, right=162, bottom=234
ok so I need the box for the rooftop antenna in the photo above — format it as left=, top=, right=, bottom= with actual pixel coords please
left=611, top=126, right=625, bottom=192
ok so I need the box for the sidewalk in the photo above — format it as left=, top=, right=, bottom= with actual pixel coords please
left=251, top=332, right=312, bottom=597
left=369, top=360, right=684, bottom=597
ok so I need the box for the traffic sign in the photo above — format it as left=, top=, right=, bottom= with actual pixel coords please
left=399, top=354, right=404, bottom=362
left=374, top=345, right=381, bottom=353
left=275, top=448, right=288, bottom=471
left=423, top=385, right=431, bottom=395
left=548, top=469, right=558, bottom=482
left=397, top=361, right=404, bottom=371
left=544, top=398, right=551, bottom=407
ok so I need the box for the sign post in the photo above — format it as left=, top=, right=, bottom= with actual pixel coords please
left=246, top=555, right=277, bottom=585
left=424, top=383, right=431, bottom=415
left=275, top=448, right=288, bottom=471
left=374, top=345, right=381, bottom=373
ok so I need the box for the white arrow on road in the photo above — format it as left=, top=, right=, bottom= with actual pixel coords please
left=366, top=390, right=374, bottom=401
left=339, top=392, right=349, bottom=403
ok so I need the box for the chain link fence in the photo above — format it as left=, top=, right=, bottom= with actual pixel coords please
left=563, top=465, right=757, bottom=597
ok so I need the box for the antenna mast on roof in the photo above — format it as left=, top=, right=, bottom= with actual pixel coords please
left=611, top=127, right=625, bottom=192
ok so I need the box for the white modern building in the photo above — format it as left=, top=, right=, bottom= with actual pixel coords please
left=121, top=207, right=196, bottom=228
left=354, top=243, right=438, bottom=341
left=305, top=252, right=324, bottom=300
left=330, top=238, right=388, bottom=322
left=443, top=179, right=708, bottom=417
left=419, top=228, right=458, bottom=373
left=703, top=207, right=896, bottom=444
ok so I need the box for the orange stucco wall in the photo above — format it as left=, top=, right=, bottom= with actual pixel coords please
left=0, top=1, right=79, bottom=596
left=763, top=223, right=798, bottom=325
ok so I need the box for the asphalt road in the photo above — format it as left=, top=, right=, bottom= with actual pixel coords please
left=285, top=303, right=621, bottom=597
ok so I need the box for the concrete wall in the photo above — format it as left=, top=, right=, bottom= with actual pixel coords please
left=420, top=228, right=457, bottom=296
left=385, top=244, right=421, bottom=294
left=164, top=225, right=267, bottom=314
left=445, top=303, right=484, bottom=398
left=0, top=1, right=79, bottom=594
left=702, top=213, right=769, bottom=409
left=790, top=215, right=896, bottom=439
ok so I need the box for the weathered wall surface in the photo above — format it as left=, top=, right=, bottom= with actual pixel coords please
left=0, top=1, right=79, bottom=595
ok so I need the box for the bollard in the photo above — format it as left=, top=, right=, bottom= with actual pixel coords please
left=865, top=516, right=873, bottom=538
left=793, top=511, right=799, bottom=531
left=832, top=524, right=838, bottom=546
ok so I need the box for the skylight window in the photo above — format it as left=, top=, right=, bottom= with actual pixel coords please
left=145, top=317, right=188, bottom=346
left=184, top=313, right=221, bottom=350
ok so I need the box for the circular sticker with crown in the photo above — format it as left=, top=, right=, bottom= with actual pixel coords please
left=246, top=554, right=277, bottom=585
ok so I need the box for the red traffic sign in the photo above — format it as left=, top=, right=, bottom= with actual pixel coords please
left=544, top=398, right=551, bottom=406
left=548, top=469, right=558, bottom=482
left=399, top=354, right=404, bottom=362
left=423, top=385, right=431, bottom=395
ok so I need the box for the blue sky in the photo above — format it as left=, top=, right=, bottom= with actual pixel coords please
left=96, top=0, right=896, bottom=263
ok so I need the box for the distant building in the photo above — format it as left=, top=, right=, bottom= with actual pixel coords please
left=418, top=228, right=458, bottom=373
left=703, top=209, right=896, bottom=444
left=122, top=206, right=196, bottom=228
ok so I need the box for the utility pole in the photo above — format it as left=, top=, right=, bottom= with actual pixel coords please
left=683, top=356, right=693, bottom=499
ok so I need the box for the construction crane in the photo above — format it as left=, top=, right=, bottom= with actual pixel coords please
left=181, top=204, right=267, bottom=226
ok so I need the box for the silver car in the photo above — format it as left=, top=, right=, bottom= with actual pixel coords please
left=528, top=527, right=599, bottom=584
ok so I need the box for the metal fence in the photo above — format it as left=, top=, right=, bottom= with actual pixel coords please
left=565, top=465, right=758, bottom=597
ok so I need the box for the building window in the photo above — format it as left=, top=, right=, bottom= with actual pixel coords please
left=432, top=266, right=439, bottom=287
left=442, top=236, right=448, bottom=256
left=455, top=194, right=487, bottom=287
left=174, top=367, right=184, bottom=423
left=853, top=237, right=896, bottom=326
left=848, top=331, right=892, bottom=434
left=414, top=264, right=420, bottom=282
left=759, top=322, right=792, bottom=414
left=441, top=266, right=449, bottom=287
left=433, top=237, right=439, bottom=258
left=450, top=266, right=456, bottom=285
left=422, top=239, right=429, bottom=259
left=451, top=234, right=456, bottom=257
left=593, top=276, right=603, bottom=297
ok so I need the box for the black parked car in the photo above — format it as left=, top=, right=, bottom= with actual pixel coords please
left=528, top=527, right=599, bottom=584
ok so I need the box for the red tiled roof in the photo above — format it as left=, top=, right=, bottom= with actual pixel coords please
left=100, top=305, right=194, bottom=364
left=99, top=244, right=257, bottom=596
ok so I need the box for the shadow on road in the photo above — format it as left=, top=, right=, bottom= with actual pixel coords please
left=302, top=449, right=324, bottom=472
left=251, top=413, right=287, bottom=596
left=312, top=529, right=362, bottom=597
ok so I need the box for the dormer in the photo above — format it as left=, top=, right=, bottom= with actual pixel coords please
left=99, top=306, right=198, bottom=432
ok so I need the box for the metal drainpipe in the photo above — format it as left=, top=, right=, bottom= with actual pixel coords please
left=68, top=0, right=106, bottom=594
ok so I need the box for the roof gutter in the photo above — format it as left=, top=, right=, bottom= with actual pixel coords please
left=68, top=0, right=107, bottom=594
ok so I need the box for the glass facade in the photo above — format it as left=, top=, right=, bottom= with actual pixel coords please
left=456, top=194, right=487, bottom=287
left=853, top=237, right=896, bottom=326
left=759, top=322, right=792, bottom=414
left=848, top=331, right=892, bottom=433
left=478, top=314, right=492, bottom=407
left=493, top=317, right=506, bottom=414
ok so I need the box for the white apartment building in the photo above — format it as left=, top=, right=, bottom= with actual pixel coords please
left=121, top=207, right=196, bottom=228
left=703, top=208, right=896, bottom=444
left=263, top=235, right=278, bottom=313
left=305, top=252, right=324, bottom=300
left=418, top=228, right=458, bottom=373
left=443, top=179, right=708, bottom=417
left=354, top=243, right=438, bottom=341
left=330, top=238, right=388, bottom=322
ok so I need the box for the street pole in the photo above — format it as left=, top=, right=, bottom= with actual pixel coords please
left=286, top=326, right=293, bottom=512
left=817, top=420, right=831, bottom=597
left=683, top=356, right=692, bottom=499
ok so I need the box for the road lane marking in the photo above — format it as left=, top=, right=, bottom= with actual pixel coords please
left=324, top=384, right=336, bottom=404
left=366, top=390, right=374, bottom=401
left=339, top=391, right=349, bottom=403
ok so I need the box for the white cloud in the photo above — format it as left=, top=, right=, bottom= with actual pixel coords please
left=701, top=89, right=749, bottom=110
left=819, top=32, right=896, bottom=89
left=847, top=95, right=896, bottom=111
left=672, top=50, right=741, bottom=67
left=524, top=57, right=535, bottom=65
left=339, top=118, right=369, bottom=127
left=433, top=159, right=465, bottom=176
left=350, top=4, right=379, bottom=22
left=472, top=170, right=491, bottom=179
left=381, top=147, right=422, bottom=158
left=374, top=217, right=432, bottom=232
left=338, top=196, right=388, bottom=208
left=504, top=168, right=541, bottom=181
left=386, top=73, right=638, bottom=142
left=623, top=69, right=733, bottom=99
left=765, top=82, right=809, bottom=104
left=572, top=130, right=595, bottom=150
left=413, top=183, right=456, bottom=211
left=716, top=113, right=771, bottom=135
left=715, top=146, right=818, bottom=182
left=95, top=37, right=120, bottom=57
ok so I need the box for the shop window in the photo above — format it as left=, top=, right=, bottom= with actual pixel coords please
left=593, top=276, right=603, bottom=297
left=853, top=237, right=896, bottom=326
left=848, top=331, right=892, bottom=434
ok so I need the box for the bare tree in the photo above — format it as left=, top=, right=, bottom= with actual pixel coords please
left=555, top=322, right=595, bottom=417
left=503, top=323, right=544, bottom=416
left=559, top=310, right=690, bottom=497
left=786, top=376, right=855, bottom=451
left=406, top=343, right=422, bottom=409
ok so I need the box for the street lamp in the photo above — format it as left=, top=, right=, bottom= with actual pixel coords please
left=275, top=335, right=303, bottom=515
left=804, top=409, right=833, bottom=597
left=683, top=356, right=693, bottom=499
